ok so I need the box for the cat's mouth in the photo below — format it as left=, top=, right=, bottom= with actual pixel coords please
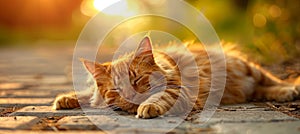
left=107, top=104, right=122, bottom=111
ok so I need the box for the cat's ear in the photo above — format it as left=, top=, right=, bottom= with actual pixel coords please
left=135, top=36, right=154, bottom=60
left=80, top=58, right=107, bottom=76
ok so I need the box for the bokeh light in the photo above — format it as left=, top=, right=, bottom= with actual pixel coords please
left=253, top=13, right=267, bottom=28
left=269, top=5, right=282, bottom=18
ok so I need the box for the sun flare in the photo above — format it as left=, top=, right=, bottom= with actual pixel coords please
left=93, top=0, right=121, bottom=11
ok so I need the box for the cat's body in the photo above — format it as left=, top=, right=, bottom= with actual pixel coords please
left=53, top=37, right=300, bottom=119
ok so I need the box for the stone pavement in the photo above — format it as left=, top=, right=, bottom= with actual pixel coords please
left=0, top=45, right=300, bottom=134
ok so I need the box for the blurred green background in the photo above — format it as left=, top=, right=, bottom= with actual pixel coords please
left=0, top=0, right=299, bottom=64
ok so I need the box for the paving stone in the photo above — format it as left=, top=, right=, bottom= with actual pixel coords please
left=56, top=114, right=184, bottom=133
left=2, top=75, right=40, bottom=83
left=211, top=121, right=300, bottom=134
left=175, top=123, right=219, bottom=134
left=35, top=85, right=73, bottom=91
left=10, top=106, right=116, bottom=117
left=10, top=106, right=83, bottom=117
left=0, top=90, right=57, bottom=98
left=0, top=116, right=39, bottom=130
left=0, top=82, right=26, bottom=90
left=0, top=107, right=5, bottom=113
left=0, top=130, right=107, bottom=134
left=111, top=128, right=184, bottom=134
left=113, top=115, right=182, bottom=130
left=38, top=75, right=70, bottom=85
left=0, top=85, right=72, bottom=98
left=6, top=75, right=70, bottom=85
left=206, top=111, right=298, bottom=123
left=11, top=105, right=299, bottom=133
left=0, top=77, right=9, bottom=83
left=56, top=116, right=99, bottom=130
left=0, top=98, right=53, bottom=107
left=218, top=103, right=270, bottom=111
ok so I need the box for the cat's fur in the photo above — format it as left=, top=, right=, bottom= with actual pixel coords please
left=53, top=36, right=300, bottom=119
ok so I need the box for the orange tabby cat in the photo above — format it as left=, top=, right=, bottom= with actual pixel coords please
left=53, top=36, right=300, bottom=119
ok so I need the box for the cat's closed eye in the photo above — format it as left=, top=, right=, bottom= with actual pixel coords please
left=133, top=75, right=144, bottom=85
left=111, top=88, right=122, bottom=92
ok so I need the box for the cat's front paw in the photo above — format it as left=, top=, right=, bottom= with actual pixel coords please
left=136, top=103, right=164, bottom=119
left=295, top=85, right=300, bottom=99
left=268, top=86, right=299, bottom=102
left=53, top=95, right=80, bottom=110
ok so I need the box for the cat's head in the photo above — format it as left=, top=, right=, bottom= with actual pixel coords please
left=81, top=36, right=162, bottom=111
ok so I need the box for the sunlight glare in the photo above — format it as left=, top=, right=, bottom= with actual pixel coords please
left=93, top=0, right=135, bottom=17
left=93, top=0, right=120, bottom=11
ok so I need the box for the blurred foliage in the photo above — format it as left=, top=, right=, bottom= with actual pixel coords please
left=185, top=0, right=300, bottom=63
left=0, top=10, right=88, bottom=45
left=103, top=0, right=300, bottom=64
left=0, top=0, right=85, bottom=45
left=0, top=0, right=299, bottom=64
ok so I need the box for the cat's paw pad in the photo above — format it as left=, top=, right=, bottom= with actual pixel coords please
left=53, top=95, right=80, bottom=110
left=136, top=103, right=164, bottom=119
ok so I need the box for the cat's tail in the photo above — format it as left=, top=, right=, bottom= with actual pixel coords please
left=246, top=62, right=300, bottom=102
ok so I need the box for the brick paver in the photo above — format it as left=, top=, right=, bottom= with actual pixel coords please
left=212, top=121, right=300, bottom=134
left=208, top=111, right=297, bottom=123
left=0, top=116, right=39, bottom=130
left=0, top=130, right=106, bottom=134
left=0, top=98, right=54, bottom=107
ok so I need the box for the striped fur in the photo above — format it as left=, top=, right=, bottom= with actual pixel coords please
left=53, top=37, right=300, bottom=119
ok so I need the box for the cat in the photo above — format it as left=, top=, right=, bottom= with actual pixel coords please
left=53, top=36, right=300, bottom=119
